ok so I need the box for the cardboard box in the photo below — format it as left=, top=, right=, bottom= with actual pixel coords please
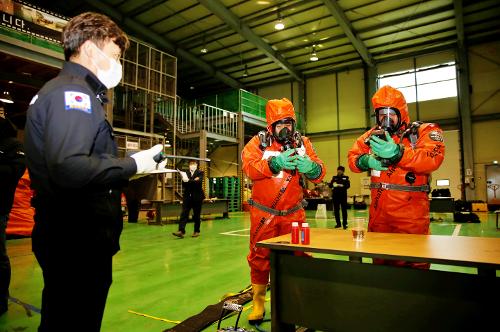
left=471, top=203, right=488, bottom=212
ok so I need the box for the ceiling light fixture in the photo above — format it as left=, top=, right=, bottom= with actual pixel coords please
left=310, top=45, right=319, bottom=62
left=243, top=64, right=249, bottom=78
left=0, top=91, right=14, bottom=104
left=274, top=7, right=285, bottom=30
left=200, top=34, right=208, bottom=54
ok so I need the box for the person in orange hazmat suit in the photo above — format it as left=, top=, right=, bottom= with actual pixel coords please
left=348, top=85, right=445, bottom=269
left=242, top=98, right=326, bottom=324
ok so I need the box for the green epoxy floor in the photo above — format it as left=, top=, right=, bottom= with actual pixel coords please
left=1, top=210, right=499, bottom=331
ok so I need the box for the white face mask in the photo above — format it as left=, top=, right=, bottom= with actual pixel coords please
left=189, top=165, right=197, bottom=172
left=92, top=44, right=122, bottom=89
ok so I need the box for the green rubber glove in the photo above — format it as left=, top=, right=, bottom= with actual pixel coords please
left=269, top=149, right=297, bottom=173
left=297, top=155, right=321, bottom=179
left=296, top=155, right=321, bottom=178
left=358, top=154, right=388, bottom=171
left=369, top=131, right=400, bottom=159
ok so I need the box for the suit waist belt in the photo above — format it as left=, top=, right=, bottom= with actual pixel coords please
left=247, top=198, right=307, bottom=216
left=370, top=182, right=430, bottom=192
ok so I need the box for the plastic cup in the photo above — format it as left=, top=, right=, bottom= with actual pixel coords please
left=351, top=217, right=366, bottom=242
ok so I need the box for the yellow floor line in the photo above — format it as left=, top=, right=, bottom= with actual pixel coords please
left=128, top=310, right=181, bottom=324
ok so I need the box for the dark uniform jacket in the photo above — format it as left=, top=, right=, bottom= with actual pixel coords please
left=24, top=61, right=137, bottom=254
left=0, top=119, right=25, bottom=216
left=329, top=174, right=350, bottom=201
left=182, top=169, right=205, bottom=202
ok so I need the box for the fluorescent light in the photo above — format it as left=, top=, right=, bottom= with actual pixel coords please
left=0, top=91, right=13, bottom=104
left=310, top=45, right=319, bottom=61
left=274, top=19, right=285, bottom=30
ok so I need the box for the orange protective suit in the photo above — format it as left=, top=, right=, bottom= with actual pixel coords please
left=242, top=98, right=326, bottom=284
left=7, top=170, right=35, bottom=237
left=348, top=86, right=445, bottom=269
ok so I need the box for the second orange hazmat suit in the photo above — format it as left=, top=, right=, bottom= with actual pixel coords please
left=348, top=85, right=445, bottom=269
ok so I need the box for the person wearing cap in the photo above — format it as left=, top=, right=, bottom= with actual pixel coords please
left=24, top=12, right=168, bottom=331
left=329, top=166, right=350, bottom=229
left=242, top=98, right=326, bottom=324
left=348, top=85, right=445, bottom=269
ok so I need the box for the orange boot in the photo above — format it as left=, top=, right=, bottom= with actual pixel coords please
left=248, top=284, right=266, bottom=324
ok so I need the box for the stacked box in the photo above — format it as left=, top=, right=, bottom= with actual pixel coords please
left=209, top=177, right=241, bottom=212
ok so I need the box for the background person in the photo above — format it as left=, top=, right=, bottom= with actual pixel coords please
left=0, top=108, right=25, bottom=316
left=329, top=166, right=350, bottom=229
left=172, top=160, right=205, bottom=238
left=348, top=85, right=445, bottom=269
left=24, top=12, right=167, bottom=331
left=242, top=98, right=326, bottom=324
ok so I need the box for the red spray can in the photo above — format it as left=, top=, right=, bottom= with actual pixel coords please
left=291, top=222, right=300, bottom=244
left=301, top=222, right=310, bottom=245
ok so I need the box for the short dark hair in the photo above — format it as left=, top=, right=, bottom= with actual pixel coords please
left=62, top=12, right=129, bottom=61
left=337, top=166, right=345, bottom=171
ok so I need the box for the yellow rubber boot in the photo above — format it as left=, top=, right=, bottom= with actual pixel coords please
left=248, top=284, right=267, bottom=324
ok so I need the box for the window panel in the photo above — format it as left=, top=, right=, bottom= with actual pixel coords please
left=378, top=62, right=457, bottom=103
left=417, top=65, right=456, bottom=85
left=417, top=80, right=457, bottom=102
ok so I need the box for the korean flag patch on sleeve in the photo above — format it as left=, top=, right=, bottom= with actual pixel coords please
left=64, top=91, right=92, bottom=114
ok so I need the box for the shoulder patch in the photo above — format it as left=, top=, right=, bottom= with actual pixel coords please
left=64, top=91, right=92, bottom=114
left=29, top=95, right=38, bottom=105
left=429, top=130, right=443, bottom=142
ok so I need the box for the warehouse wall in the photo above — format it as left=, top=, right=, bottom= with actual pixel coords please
left=469, top=42, right=500, bottom=202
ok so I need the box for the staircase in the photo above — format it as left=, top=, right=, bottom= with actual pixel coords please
left=154, top=97, right=240, bottom=202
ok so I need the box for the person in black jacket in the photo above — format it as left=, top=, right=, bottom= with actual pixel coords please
left=24, top=12, right=168, bottom=331
left=329, top=166, right=351, bottom=229
left=172, top=161, right=205, bottom=238
left=0, top=109, right=25, bottom=316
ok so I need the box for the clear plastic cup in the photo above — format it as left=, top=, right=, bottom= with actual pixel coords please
left=351, top=217, right=366, bottom=241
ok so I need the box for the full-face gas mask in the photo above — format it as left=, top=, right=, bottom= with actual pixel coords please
left=272, top=117, right=295, bottom=150
left=375, top=107, right=401, bottom=135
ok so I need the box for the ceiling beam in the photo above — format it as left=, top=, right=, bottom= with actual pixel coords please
left=83, top=0, right=243, bottom=90
left=198, top=0, right=303, bottom=82
left=320, top=0, right=374, bottom=67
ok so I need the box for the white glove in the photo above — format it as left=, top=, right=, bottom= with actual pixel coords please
left=179, top=170, right=189, bottom=182
left=131, top=144, right=167, bottom=174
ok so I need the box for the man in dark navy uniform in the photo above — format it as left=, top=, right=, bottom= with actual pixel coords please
left=172, top=161, right=205, bottom=238
left=24, top=12, right=167, bottom=331
left=329, top=166, right=351, bottom=229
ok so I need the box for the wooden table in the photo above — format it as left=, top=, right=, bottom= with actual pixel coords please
left=257, top=229, right=500, bottom=332
left=149, top=199, right=229, bottom=224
